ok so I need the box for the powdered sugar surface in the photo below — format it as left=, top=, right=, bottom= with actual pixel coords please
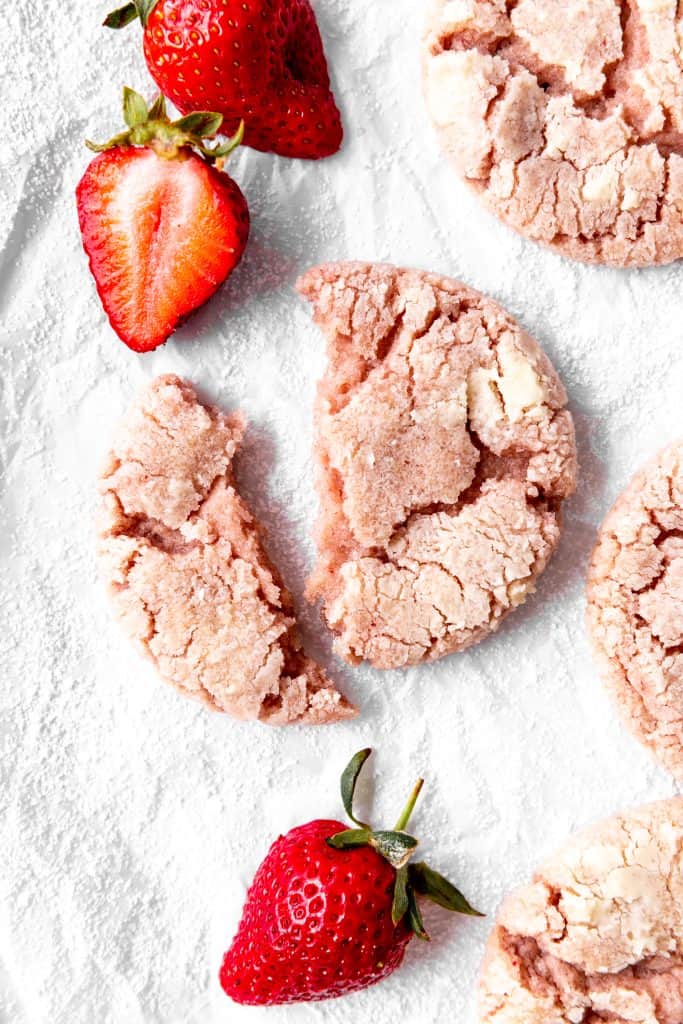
left=1, top=1, right=683, bottom=1022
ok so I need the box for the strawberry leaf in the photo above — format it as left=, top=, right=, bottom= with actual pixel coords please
left=85, top=129, right=133, bottom=152
left=104, top=0, right=159, bottom=28
left=136, top=0, right=161, bottom=25
left=409, top=862, right=484, bottom=917
left=148, top=95, right=168, bottom=121
left=326, top=827, right=372, bottom=851
left=407, top=887, right=430, bottom=941
left=212, top=121, right=246, bottom=160
left=123, top=88, right=149, bottom=129
left=103, top=2, right=139, bottom=28
left=371, top=831, right=418, bottom=870
left=174, top=112, right=224, bottom=138
left=339, top=749, right=372, bottom=829
left=391, top=865, right=409, bottom=925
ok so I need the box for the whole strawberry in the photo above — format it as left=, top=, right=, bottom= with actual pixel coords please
left=76, top=88, right=249, bottom=352
left=104, top=0, right=343, bottom=160
left=219, top=749, right=482, bottom=1005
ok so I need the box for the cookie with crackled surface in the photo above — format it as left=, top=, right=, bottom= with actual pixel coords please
left=587, top=440, right=683, bottom=778
left=97, top=375, right=355, bottom=726
left=479, top=799, right=683, bottom=1023
left=298, top=262, right=577, bottom=670
left=423, top=0, right=683, bottom=267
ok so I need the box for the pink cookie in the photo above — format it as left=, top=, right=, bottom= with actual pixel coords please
left=479, top=799, right=683, bottom=1023
left=587, top=440, right=683, bottom=777
left=97, top=375, right=355, bottom=726
left=423, top=0, right=683, bottom=267
left=298, top=262, right=577, bottom=670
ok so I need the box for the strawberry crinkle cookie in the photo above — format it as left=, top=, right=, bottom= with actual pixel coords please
left=479, top=799, right=683, bottom=1023
left=588, top=439, right=683, bottom=778
left=423, top=0, right=683, bottom=267
left=298, top=262, right=577, bottom=670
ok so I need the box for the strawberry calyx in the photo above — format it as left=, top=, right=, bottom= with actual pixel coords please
left=103, top=0, right=160, bottom=29
left=326, top=749, right=484, bottom=940
left=86, top=88, right=244, bottom=166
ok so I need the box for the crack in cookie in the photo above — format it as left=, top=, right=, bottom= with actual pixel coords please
left=298, top=262, right=577, bottom=670
left=97, top=375, right=356, bottom=726
left=423, top=0, right=683, bottom=266
left=479, top=800, right=683, bottom=1023
left=587, top=439, right=683, bottom=778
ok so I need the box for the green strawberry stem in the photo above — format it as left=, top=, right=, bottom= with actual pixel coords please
left=326, top=750, right=484, bottom=938
left=394, top=777, right=424, bottom=832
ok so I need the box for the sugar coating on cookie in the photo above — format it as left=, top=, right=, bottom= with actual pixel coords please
left=298, top=263, right=577, bottom=670
left=423, top=0, right=683, bottom=267
left=587, top=440, right=683, bottom=778
left=479, top=799, right=683, bottom=1023
left=97, top=375, right=355, bottom=726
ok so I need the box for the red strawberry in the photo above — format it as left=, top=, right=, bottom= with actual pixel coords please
left=104, top=0, right=343, bottom=160
left=219, top=749, right=482, bottom=1005
left=76, top=88, right=249, bottom=352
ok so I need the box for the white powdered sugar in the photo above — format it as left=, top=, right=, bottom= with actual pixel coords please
left=2, top=1, right=683, bottom=1022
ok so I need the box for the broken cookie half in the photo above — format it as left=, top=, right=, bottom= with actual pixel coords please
left=479, top=799, right=683, bottom=1023
left=298, top=262, right=577, bottom=670
left=97, top=375, right=355, bottom=726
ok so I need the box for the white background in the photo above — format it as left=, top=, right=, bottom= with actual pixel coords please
left=2, top=1, right=683, bottom=1021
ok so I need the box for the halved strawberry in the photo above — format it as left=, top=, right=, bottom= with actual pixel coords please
left=104, top=0, right=343, bottom=160
left=76, top=89, right=249, bottom=352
